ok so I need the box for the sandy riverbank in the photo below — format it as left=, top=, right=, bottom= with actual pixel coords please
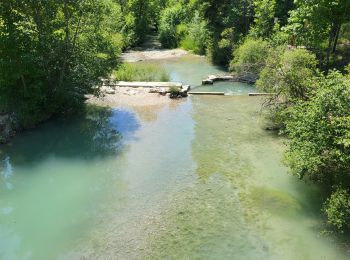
left=121, top=48, right=188, bottom=62
left=86, top=86, right=185, bottom=123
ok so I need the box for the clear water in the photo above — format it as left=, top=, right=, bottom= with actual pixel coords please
left=190, top=81, right=258, bottom=95
left=0, top=55, right=349, bottom=259
left=151, top=55, right=258, bottom=94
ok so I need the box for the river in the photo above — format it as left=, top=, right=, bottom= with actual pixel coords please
left=0, top=55, right=348, bottom=259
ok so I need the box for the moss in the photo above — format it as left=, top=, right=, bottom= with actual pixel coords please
left=248, top=187, right=302, bottom=216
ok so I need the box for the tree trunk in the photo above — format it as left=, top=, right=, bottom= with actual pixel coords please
left=332, top=24, right=341, bottom=53
left=326, top=23, right=337, bottom=68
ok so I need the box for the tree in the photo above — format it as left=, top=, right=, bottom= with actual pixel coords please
left=283, top=0, right=350, bottom=66
left=179, top=12, right=209, bottom=55
left=250, top=0, right=276, bottom=38
left=0, top=0, right=122, bottom=127
left=199, top=0, right=254, bottom=65
left=158, top=3, right=187, bottom=48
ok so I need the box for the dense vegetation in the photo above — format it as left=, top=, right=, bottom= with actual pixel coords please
left=0, top=0, right=164, bottom=127
left=1, top=0, right=350, bottom=231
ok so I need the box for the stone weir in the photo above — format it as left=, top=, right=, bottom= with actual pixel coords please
left=102, top=80, right=191, bottom=98
left=202, top=75, right=236, bottom=85
left=202, top=74, right=256, bottom=85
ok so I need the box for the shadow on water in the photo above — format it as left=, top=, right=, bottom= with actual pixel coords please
left=0, top=105, right=140, bottom=166
left=0, top=105, right=141, bottom=260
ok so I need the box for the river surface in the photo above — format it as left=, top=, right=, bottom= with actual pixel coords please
left=0, top=55, right=349, bottom=259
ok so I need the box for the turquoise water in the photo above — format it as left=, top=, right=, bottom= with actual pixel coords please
left=190, top=81, right=258, bottom=95
left=0, top=55, right=349, bottom=259
left=152, top=55, right=258, bottom=94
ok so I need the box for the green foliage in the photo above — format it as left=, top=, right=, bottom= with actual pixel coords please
left=158, top=4, right=187, bottom=48
left=282, top=0, right=350, bottom=66
left=180, top=12, right=209, bottom=55
left=324, top=188, right=350, bottom=231
left=180, top=37, right=196, bottom=51
left=113, top=63, right=170, bottom=82
left=0, top=0, right=123, bottom=128
left=284, top=71, right=350, bottom=183
left=250, top=0, right=276, bottom=38
left=340, top=22, right=350, bottom=43
left=230, top=38, right=270, bottom=80
left=257, top=48, right=318, bottom=99
left=257, top=48, right=318, bottom=127
left=274, top=0, right=294, bottom=26
left=202, top=0, right=254, bottom=65
left=126, top=0, right=151, bottom=44
left=284, top=70, right=350, bottom=230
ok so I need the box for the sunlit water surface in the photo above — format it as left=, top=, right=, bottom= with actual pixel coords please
left=0, top=55, right=348, bottom=259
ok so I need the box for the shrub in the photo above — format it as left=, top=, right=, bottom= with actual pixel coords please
left=284, top=71, right=350, bottom=183
left=230, top=38, right=270, bottom=81
left=257, top=48, right=318, bottom=97
left=257, top=48, right=318, bottom=127
left=324, top=188, right=350, bottom=231
left=284, top=70, right=350, bottom=231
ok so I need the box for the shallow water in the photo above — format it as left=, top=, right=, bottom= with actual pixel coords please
left=0, top=56, right=349, bottom=259
left=153, top=55, right=258, bottom=94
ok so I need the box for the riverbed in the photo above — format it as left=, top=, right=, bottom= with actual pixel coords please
left=0, top=55, right=348, bottom=259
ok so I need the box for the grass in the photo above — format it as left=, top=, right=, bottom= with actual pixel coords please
left=113, top=63, right=170, bottom=82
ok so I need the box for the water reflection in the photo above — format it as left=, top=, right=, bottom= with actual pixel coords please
left=0, top=106, right=140, bottom=260
left=0, top=106, right=140, bottom=165
left=0, top=156, right=13, bottom=190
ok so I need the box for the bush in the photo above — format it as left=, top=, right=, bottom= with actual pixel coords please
left=284, top=70, right=350, bottom=230
left=256, top=48, right=318, bottom=127
left=284, top=71, right=350, bottom=182
left=257, top=48, right=318, bottom=97
left=113, top=63, right=170, bottom=82
left=230, top=38, right=270, bottom=81
left=324, top=188, right=350, bottom=231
